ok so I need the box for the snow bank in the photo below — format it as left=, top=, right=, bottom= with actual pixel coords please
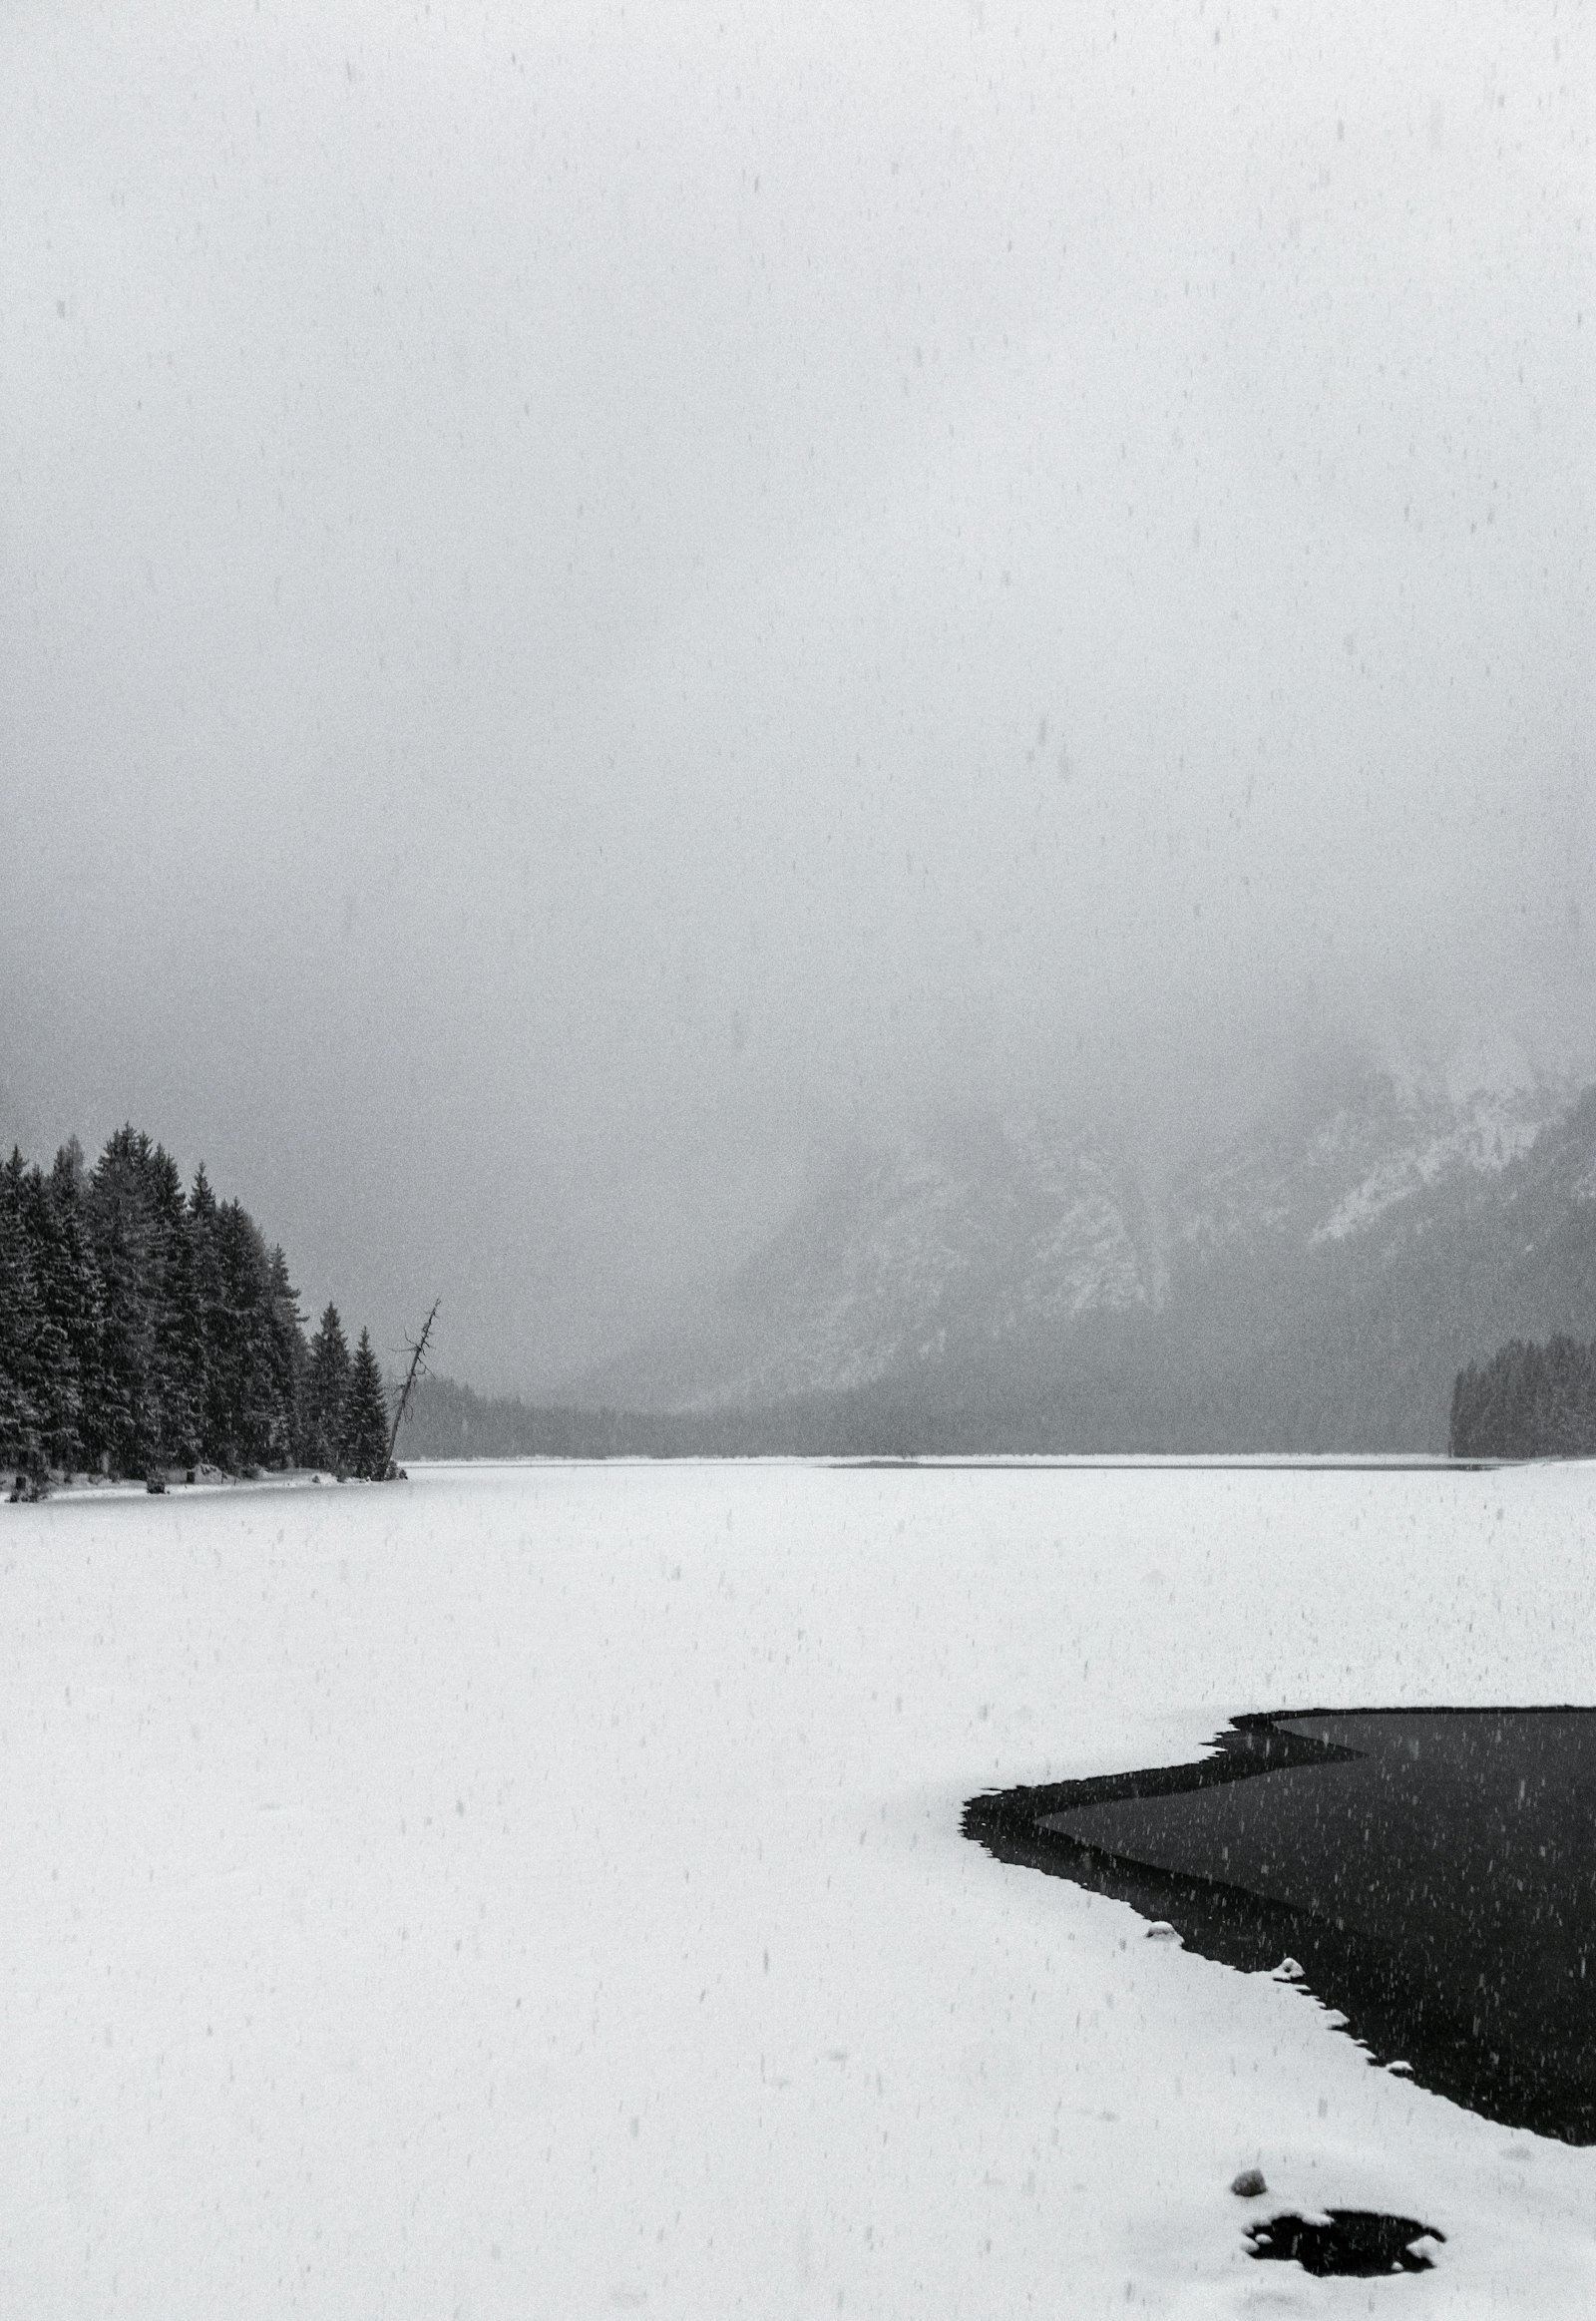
left=5, top=1459, right=1596, bottom=2316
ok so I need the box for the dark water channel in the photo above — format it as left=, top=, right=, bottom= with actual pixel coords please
left=965, top=1709, right=1596, bottom=2143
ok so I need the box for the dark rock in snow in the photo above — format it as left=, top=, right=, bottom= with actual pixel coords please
left=1245, top=2209, right=1443, bottom=2277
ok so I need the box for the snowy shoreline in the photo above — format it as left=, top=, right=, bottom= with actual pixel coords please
left=10, top=1447, right=1488, bottom=1511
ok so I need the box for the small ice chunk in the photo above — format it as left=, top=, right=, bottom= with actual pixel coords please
left=1275, top=1956, right=1305, bottom=1981
left=1145, top=1920, right=1181, bottom=1942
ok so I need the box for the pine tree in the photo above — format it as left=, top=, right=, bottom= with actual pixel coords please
left=37, top=1141, right=107, bottom=1472
left=304, top=1303, right=351, bottom=1472
left=266, top=1247, right=308, bottom=1463
left=188, top=1164, right=224, bottom=1463
left=342, top=1328, right=391, bottom=1480
left=209, top=1201, right=280, bottom=1470
left=15, top=1158, right=86, bottom=1469
left=148, top=1143, right=202, bottom=1466
left=86, top=1127, right=160, bottom=1476
left=0, top=1151, right=45, bottom=1478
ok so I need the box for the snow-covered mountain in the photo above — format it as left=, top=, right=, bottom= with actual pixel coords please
left=1176, top=1077, right=1558, bottom=1262
left=582, top=1068, right=1588, bottom=1448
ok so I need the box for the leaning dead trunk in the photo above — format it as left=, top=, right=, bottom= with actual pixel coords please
left=385, top=1299, right=440, bottom=1476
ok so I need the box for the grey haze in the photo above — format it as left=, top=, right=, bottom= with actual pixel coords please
left=2, top=0, right=1590, bottom=1390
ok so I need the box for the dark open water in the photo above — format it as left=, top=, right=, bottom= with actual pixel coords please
left=966, top=1709, right=1596, bottom=2143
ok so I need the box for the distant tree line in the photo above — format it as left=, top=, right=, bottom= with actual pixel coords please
left=1449, top=1336, right=1596, bottom=1460
left=392, top=1368, right=928, bottom=1461
left=1, top=1127, right=393, bottom=1489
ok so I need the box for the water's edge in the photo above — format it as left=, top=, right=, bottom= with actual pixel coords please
left=965, top=1708, right=1596, bottom=2143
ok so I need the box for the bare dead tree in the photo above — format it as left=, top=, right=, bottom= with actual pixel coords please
left=386, top=1299, right=440, bottom=1475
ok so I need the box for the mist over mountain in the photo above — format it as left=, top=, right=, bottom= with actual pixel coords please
left=545, top=1057, right=1596, bottom=1453
left=4, top=2, right=1591, bottom=1395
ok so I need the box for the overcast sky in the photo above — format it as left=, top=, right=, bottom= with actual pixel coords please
left=2, top=0, right=1591, bottom=1389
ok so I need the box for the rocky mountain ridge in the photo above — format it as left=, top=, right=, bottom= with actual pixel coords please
left=580, top=1071, right=1586, bottom=1451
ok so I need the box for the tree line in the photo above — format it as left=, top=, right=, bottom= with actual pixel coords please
left=1, top=1127, right=392, bottom=1491
left=1449, top=1335, right=1596, bottom=1460
left=394, top=1368, right=928, bottom=1460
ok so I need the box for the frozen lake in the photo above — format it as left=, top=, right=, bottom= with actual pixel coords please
left=7, top=1458, right=1596, bottom=2316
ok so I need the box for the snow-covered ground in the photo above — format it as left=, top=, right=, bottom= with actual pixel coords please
left=6, top=1458, right=1596, bottom=2317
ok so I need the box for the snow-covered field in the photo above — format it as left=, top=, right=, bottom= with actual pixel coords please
left=7, top=1458, right=1596, bottom=2317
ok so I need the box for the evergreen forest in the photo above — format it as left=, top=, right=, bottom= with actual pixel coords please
left=1449, top=1336, right=1596, bottom=1460
left=1, top=1127, right=392, bottom=1492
